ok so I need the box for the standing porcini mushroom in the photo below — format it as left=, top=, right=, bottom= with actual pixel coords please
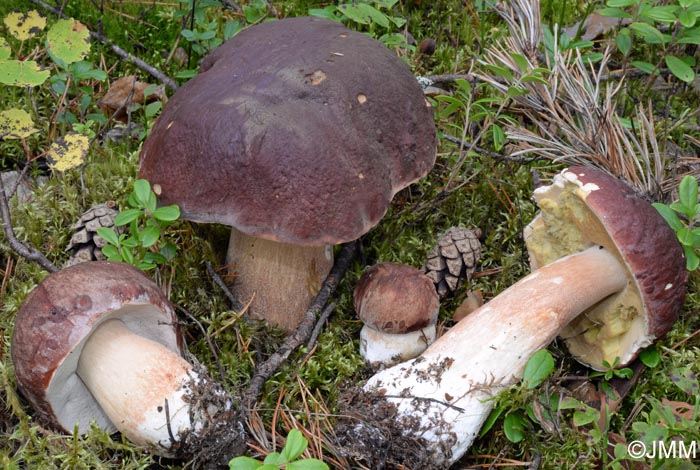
left=11, top=261, right=245, bottom=462
left=354, top=263, right=440, bottom=367
left=138, top=17, right=436, bottom=332
left=344, top=167, right=686, bottom=468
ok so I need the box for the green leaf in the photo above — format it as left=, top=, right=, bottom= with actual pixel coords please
left=677, top=227, right=694, bottom=246
left=114, top=208, right=143, bottom=226
left=573, top=409, right=598, bottom=426
left=282, top=430, right=308, bottom=462
left=46, top=18, right=91, bottom=66
left=679, top=175, right=698, bottom=209
left=523, top=349, right=555, bottom=389
left=262, top=452, right=286, bottom=466
left=598, top=7, right=633, bottom=18
left=133, top=179, right=152, bottom=207
left=96, top=227, right=120, bottom=246
left=641, top=6, right=678, bottom=23
left=639, top=346, right=661, bottom=368
left=665, top=55, right=695, bottom=82
left=152, top=205, right=180, bottom=222
left=606, top=0, right=639, bottom=7
left=503, top=413, right=527, bottom=443
left=492, top=123, right=505, bottom=151
left=287, top=460, right=330, bottom=470
left=631, top=60, right=656, bottom=74
left=0, top=60, right=50, bottom=87
left=101, top=245, right=121, bottom=261
left=629, top=22, right=666, bottom=43
left=669, top=367, right=699, bottom=395
left=684, top=246, right=700, bottom=270
left=139, top=226, right=160, bottom=248
left=3, top=10, right=46, bottom=41
left=121, top=245, right=135, bottom=265
left=510, top=53, right=529, bottom=72
left=616, top=29, right=632, bottom=55
left=652, top=203, right=684, bottom=231
left=479, top=406, right=504, bottom=437
left=228, top=456, right=262, bottom=469
left=356, top=3, right=390, bottom=28
left=309, top=6, right=339, bottom=21
left=679, top=9, right=697, bottom=27
left=337, top=5, right=370, bottom=24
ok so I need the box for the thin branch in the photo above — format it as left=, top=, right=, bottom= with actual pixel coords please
left=245, top=242, right=357, bottom=404
left=28, top=0, right=179, bottom=91
left=0, top=174, right=58, bottom=273
left=306, top=301, right=336, bottom=351
left=206, top=260, right=246, bottom=313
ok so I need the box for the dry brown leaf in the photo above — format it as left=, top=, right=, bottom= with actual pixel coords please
left=562, top=13, right=632, bottom=41
left=98, top=75, right=166, bottom=121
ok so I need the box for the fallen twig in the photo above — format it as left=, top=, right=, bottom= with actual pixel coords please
left=0, top=174, right=57, bottom=273
left=206, top=260, right=246, bottom=313
left=28, top=0, right=179, bottom=91
left=244, top=242, right=357, bottom=404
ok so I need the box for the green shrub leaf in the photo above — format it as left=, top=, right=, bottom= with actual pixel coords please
left=228, top=456, right=262, bottom=469
left=665, top=55, right=695, bottom=82
left=281, top=429, right=308, bottom=462
left=523, top=349, right=555, bottom=389
left=46, top=18, right=91, bottom=66
left=503, top=413, right=527, bottom=443
left=0, top=60, right=50, bottom=86
left=114, top=208, right=143, bottom=226
left=287, top=460, right=329, bottom=470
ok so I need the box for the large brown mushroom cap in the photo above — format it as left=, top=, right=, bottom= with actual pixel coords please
left=11, top=261, right=180, bottom=433
left=138, top=16, right=436, bottom=246
left=525, top=166, right=687, bottom=366
left=354, top=262, right=440, bottom=334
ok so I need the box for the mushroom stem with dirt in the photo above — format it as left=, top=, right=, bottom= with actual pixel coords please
left=138, top=17, right=436, bottom=332
left=11, top=261, right=245, bottom=463
left=348, top=167, right=687, bottom=468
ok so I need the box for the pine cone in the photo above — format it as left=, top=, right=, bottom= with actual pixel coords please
left=65, top=202, right=119, bottom=266
left=423, top=226, right=481, bottom=298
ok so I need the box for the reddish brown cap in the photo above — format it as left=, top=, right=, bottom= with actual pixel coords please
left=525, top=166, right=687, bottom=366
left=354, top=262, right=440, bottom=334
left=11, top=261, right=180, bottom=433
left=138, top=17, right=436, bottom=246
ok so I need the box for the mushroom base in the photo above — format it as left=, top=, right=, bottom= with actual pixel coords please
left=360, top=324, right=437, bottom=367
left=227, top=228, right=333, bottom=332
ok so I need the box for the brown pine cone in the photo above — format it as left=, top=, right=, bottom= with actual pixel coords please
left=65, top=202, right=119, bottom=266
left=423, top=226, right=481, bottom=298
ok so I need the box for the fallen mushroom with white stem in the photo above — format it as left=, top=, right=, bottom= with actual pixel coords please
left=11, top=261, right=245, bottom=463
left=349, top=167, right=687, bottom=468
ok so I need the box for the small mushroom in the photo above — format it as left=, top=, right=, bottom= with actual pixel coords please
left=138, top=17, right=436, bottom=332
left=11, top=261, right=244, bottom=460
left=354, top=263, right=440, bottom=367
left=354, top=167, right=687, bottom=467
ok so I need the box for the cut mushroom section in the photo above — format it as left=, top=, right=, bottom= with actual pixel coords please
left=352, top=167, right=687, bottom=467
left=11, top=261, right=245, bottom=460
left=138, top=17, right=436, bottom=332
left=354, top=263, right=440, bottom=367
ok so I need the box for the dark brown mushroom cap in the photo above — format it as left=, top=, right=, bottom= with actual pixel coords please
left=138, top=16, right=436, bottom=246
left=11, top=261, right=180, bottom=433
left=354, top=262, right=440, bottom=334
left=565, top=166, right=687, bottom=339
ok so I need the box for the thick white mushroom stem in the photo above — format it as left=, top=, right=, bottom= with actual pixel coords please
left=364, top=246, right=628, bottom=466
left=77, top=319, right=200, bottom=455
left=227, top=228, right=334, bottom=332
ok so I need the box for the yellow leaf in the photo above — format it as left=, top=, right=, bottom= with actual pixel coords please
left=3, top=10, right=47, bottom=41
left=0, top=37, right=11, bottom=61
left=46, top=18, right=90, bottom=65
left=0, top=108, right=37, bottom=140
left=0, top=60, right=50, bottom=86
left=47, top=132, right=89, bottom=171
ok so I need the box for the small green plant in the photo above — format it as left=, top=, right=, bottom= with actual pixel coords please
left=652, top=175, right=700, bottom=270
left=480, top=349, right=557, bottom=443
left=309, top=0, right=411, bottom=50
left=97, top=179, right=180, bottom=271
left=590, top=357, right=634, bottom=382
left=600, top=0, right=700, bottom=83
left=228, top=429, right=329, bottom=470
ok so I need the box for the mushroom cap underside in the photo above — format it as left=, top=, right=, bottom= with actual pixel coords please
left=11, top=261, right=181, bottom=433
left=138, top=16, right=437, bottom=246
left=524, top=166, right=687, bottom=367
